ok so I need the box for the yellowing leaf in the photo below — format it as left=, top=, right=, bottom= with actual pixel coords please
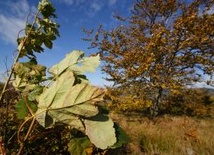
left=48, top=50, right=100, bottom=76
left=35, top=71, right=104, bottom=128
left=49, top=50, right=84, bottom=75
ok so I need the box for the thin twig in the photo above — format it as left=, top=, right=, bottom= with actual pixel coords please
left=24, top=117, right=36, bottom=141
left=17, top=116, right=33, bottom=144
left=23, top=96, right=34, bottom=116
left=17, top=117, right=36, bottom=155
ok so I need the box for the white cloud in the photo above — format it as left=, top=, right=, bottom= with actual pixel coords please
left=85, top=0, right=108, bottom=18
left=91, top=1, right=102, bottom=12
left=108, top=0, right=117, bottom=6
left=58, top=0, right=74, bottom=6
left=206, top=5, right=214, bottom=14
left=10, top=0, right=30, bottom=18
left=55, top=0, right=106, bottom=17
left=0, top=15, right=25, bottom=44
left=56, top=0, right=87, bottom=6
left=75, top=0, right=86, bottom=6
left=0, top=0, right=36, bottom=45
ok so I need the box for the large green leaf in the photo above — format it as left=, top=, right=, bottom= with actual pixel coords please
left=34, top=108, right=53, bottom=128
left=48, top=50, right=83, bottom=75
left=48, top=50, right=100, bottom=76
left=33, top=50, right=118, bottom=150
left=68, top=137, right=92, bottom=155
left=63, top=83, right=104, bottom=108
left=37, top=71, right=75, bottom=108
left=35, top=71, right=104, bottom=128
left=15, top=98, right=37, bottom=119
left=69, top=54, right=100, bottom=75
left=84, top=114, right=117, bottom=149
left=48, top=110, right=84, bottom=130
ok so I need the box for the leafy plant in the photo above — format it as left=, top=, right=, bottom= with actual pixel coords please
left=0, top=0, right=128, bottom=154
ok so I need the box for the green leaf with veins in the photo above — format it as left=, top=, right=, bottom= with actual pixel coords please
left=35, top=71, right=104, bottom=128
left=15, top=98, right=37, bottom=119
left=33, top=50, right=118, bottom=149
left=48, top=50, right=84, bottom=75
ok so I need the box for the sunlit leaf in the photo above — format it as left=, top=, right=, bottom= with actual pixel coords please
left=35, top=71, right=104, bottom=128
left=48, top=50, right=84, bottom=75
left=48, top=50, right=100, bottom=76
left=35, top=108, right=53, bottom=128
left=69, top=54, right=100, bottom=75
left=48, top=110, right=84, bottom=130
left=85, top=114, right=116, bottom=149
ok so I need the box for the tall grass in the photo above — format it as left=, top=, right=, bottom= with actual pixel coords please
left=110, top=112, right=214, bottom=155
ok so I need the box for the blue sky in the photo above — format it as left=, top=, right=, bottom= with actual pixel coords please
left=0, top=0, right=213, bottom=88
left=0, top=0, right=133, bottom=86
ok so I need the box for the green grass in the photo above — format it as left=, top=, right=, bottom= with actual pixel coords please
left=110, top=112, right=214, bottom=155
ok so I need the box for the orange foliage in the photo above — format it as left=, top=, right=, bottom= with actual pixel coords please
left=85, top=0, right=214, bottom=114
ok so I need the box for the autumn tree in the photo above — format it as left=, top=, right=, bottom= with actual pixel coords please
left=86, top=0, right=214, bottom=115
left=161, top=88, right=214, bottom=117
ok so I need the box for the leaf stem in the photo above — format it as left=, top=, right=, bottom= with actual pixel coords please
left=23, top=96, right=34, bottom=116
left=17, top=116, right=33, bottom=144
left=17, top=116, right=36, bottom=155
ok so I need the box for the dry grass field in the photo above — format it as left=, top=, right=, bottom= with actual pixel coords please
left=110, top=112, right=214, bottom=155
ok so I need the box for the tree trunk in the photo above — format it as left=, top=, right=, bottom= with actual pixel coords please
left=150, top=87, right=163, bottom=117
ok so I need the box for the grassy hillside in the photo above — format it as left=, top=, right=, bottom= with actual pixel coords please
left=109, top=112, right=214, bottom=155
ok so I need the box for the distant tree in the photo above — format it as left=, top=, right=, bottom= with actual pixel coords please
left=86, top=0, right=214, bottom=116
left=162, top=88, right=214, bottom=117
